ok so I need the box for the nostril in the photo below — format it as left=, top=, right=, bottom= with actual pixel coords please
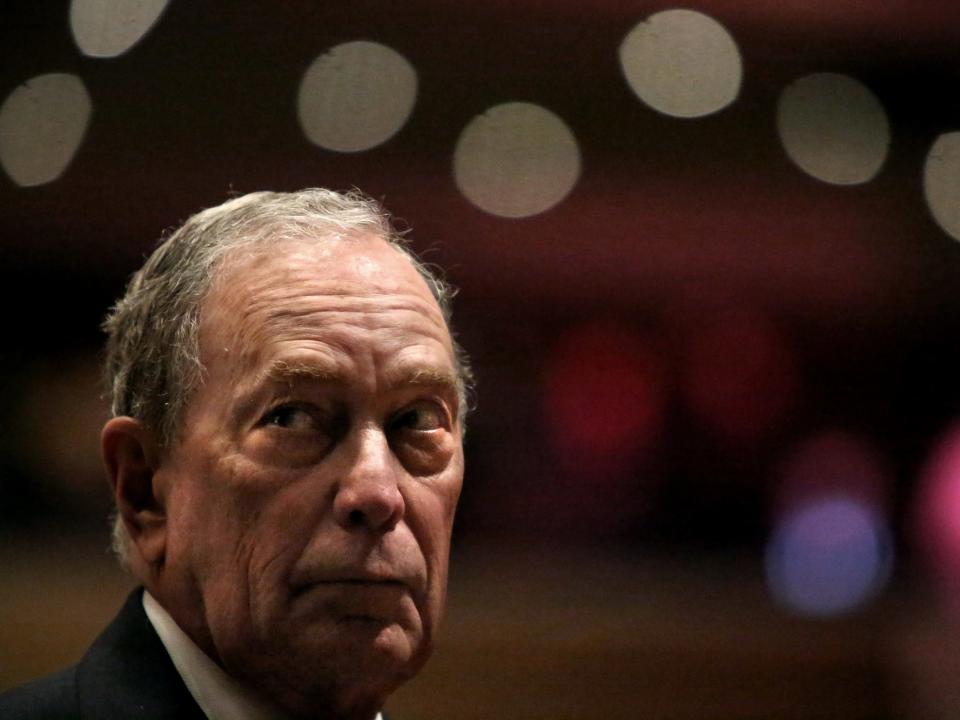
left=334, top=481, right=405, bottom=532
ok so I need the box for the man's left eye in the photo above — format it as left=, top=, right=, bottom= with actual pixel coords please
left=391, top=402, right=447, bottom=432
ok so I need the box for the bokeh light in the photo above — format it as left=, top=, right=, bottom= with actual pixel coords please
left=619, top=9, right=742, bottom=119
left=923, top=132, right=960, bottom=243
left=532, top=321, right=668, bottom=534
left=542, top=321, right=667, bottom=470
left=453, top=101, right=580, bottom=218
left=70, top=0, right=170, bottom=58
left=297, top=40, right=418, bottom=153
left=774, top=430, right=891, bottom=519
left=766, top=430, right=893, bottom=617
left=0, top=73, right=91, bottom=187
left=913, top=422, right=960, bottom=603
left=681, top=308, right=797, bottom=446
left=766, top=495, right=894, bottom=617
left=777, top=72, right=890, bottom=185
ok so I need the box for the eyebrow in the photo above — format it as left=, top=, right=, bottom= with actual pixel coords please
left=266, top=359, right=342, bottom=384
left=265, top=359, right=459, bottom=395
left=397, top=367, right=460, bottom=395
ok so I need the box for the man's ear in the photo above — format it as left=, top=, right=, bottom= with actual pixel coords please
left=101, top=417, right=167, bottom=568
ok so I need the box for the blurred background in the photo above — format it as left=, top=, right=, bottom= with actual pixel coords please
left=4, top=1, right=960, bottom=717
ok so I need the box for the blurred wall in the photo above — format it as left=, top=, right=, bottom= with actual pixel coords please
left=4, top=2, right=960, bottom=717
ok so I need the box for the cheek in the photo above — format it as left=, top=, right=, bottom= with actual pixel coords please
left=226, top=468, right=331, bottom=589
left=396, top=431, right=457, bottom=476
left=196, top=476, right=333, bottom=656
left=245, top=490, right=327, bottom=599
left=172, top=456, right=320, bottom=600
left=409, top=472, right=462, bottom=615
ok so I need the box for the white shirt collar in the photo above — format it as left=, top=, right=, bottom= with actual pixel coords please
left=143, top=591, right=288, bottom=720
left=143, top=591, right=386, bottom=720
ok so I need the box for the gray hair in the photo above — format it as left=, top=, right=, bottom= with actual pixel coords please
left=104, top=188, right=473, bottom=565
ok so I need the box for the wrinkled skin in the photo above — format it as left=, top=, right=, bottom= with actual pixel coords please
left=104, top=235, right=464, bottom=719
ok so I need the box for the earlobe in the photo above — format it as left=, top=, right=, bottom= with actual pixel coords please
left=101, top=417, right=167, bottom=568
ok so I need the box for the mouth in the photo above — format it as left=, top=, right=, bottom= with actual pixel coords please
left=339, top=613, right=387, bottom=624
left=310, top=577, right=409, bottom=591
left=291, top=577, right=409, bottom=600
left=291, top=577, right=415, bottom=627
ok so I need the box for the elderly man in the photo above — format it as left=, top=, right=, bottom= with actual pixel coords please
left=0, top=189, right=471, bottom=719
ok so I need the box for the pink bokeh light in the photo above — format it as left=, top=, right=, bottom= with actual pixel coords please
left=913, top=422, right=960, bottom=603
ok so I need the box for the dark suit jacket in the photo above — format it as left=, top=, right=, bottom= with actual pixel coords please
left=0, top=588, right=206, bottom=719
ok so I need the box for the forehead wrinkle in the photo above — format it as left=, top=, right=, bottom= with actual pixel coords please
left=206, top=238, right=447, bottom=333
left=248, top=290, right=443, bottom=319
left=214, top=291, right=449, bottom=370
left=245, top=297, right=454, bottom=357
left=225, top=246, right=432, bottom=308
left=199, top=239, right=456, bottom=387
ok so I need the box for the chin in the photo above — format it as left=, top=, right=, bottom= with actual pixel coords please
left=331, top=628, right=433, bottom=716
left=335, top=621, right=427, bottom=684
left=247, top=623, right=430, bottom=720
left=272, top=662, right=414, bottom=720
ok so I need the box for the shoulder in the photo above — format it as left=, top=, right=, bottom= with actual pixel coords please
left=0, top=589, right=203, bottom=720
left=0, top=665, right=79, bottom=719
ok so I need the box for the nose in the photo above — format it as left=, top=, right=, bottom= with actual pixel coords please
left=333, top=426, right=405, bottom=532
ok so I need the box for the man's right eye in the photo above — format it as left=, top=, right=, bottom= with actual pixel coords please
left=261, top=405, right=319, bottom=432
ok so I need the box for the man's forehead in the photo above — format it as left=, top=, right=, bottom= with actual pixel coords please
left=206, top=233, right=438, bottom=312
left=197, top=233, right=452, bottom=367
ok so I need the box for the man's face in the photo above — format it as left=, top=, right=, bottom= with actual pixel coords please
left=153, top=235, right=464, bottom=717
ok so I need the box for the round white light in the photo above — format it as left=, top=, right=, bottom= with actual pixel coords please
left=619, top=9, right=742, bottom=118
left=453, top=102, right=581, bottom=218
left=0, top=73, right=91, bottom=187
left=70, top=0, right=170, bottom=58
left=297, top=40, right=418, bottom=153
left=777, top=73, right=890, bottom=185
left=924, top=132, right=960, bottom=242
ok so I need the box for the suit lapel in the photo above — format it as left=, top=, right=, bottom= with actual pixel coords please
left=75, top=588, right=207, bottom=720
